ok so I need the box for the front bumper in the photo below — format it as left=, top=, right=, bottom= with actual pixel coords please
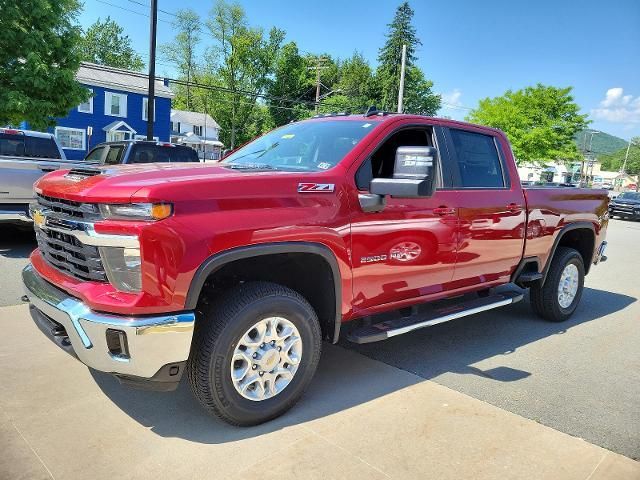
left=22, top=264, right=195, bottom=387
left=0, top=204, right=31, bottom=223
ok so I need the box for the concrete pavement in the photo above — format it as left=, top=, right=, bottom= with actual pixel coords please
left=1, top=303, right=638, bottom=480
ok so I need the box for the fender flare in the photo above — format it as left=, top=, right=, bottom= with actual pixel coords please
left=541, top=222, right=596, bottom=283
left=184, top=242, right=343, bottom=343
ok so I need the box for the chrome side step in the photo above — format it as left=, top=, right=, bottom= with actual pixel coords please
left=347, top=290, right=524, bottom=344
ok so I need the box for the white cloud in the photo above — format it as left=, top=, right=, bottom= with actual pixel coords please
left=441, top=88, right=463, bottom=107
left=591, top=87, right=640, bottom=124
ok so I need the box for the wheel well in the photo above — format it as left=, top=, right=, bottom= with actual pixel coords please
left=555, top=227, right=595, bottom=275
left=198, top=252, right=338, bottom=342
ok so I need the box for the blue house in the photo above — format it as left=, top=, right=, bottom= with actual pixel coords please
left=48, top=62, right=174, bottom=160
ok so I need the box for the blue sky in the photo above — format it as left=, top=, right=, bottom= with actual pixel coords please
left=80, top=0, right=640, bottom=140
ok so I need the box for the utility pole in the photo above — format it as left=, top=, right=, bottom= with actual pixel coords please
left=146, top=0, right=158, bottom=140
left=397, top=44, right=407, bottom=113
left=311, top=56, right=328, bottom=114
left=621, top=140, right=635, bottom=174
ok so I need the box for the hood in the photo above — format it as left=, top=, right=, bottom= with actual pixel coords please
left=34, top=162, right=334, bottom=204
left=612, top=196, right=640, bottom=205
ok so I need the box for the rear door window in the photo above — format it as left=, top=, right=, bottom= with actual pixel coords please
left=25, top=136, right=61, bottom=159
left=448, top=129, right=505, bottom=188
left=0, top=133, right=26, bottom=157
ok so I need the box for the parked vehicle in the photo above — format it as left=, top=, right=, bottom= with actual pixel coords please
left=0, top=128, right=89, bottom=224
left=22, top=113, right=609, bottom=426
left=85, top=140, right=200, bottom=165
left=609, top=191, right=640, bottom=220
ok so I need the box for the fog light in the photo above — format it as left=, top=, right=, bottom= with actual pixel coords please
left=106, top=329, right=129, bottom=358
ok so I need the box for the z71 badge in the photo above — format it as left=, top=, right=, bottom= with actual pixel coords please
left=297, top=183, right=335, bottom=193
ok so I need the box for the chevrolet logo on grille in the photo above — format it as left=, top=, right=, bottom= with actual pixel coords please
left=32, top=209, right=46, bottom=229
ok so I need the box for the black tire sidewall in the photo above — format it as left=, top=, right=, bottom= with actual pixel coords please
left=206, top=294, right=321, bottom=425
left=548, top=250, right=585, bottom=319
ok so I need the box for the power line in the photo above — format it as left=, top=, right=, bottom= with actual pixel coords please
left=92, top=0, right=173, bottom=24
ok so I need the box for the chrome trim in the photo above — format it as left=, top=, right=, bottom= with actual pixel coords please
left=0, top=211, right=32, bottom=223
left=30, top=204, right=139, bottom=248
left=22, top=264, right=195, bottom=378
left=594, top=241, right=607, bottom=265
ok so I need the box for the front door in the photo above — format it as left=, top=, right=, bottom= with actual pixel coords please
left=349, top=124, right=459, bottom=315
left=443, top=127, right=525, bottom=287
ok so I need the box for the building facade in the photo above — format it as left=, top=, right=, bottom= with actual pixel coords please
left=170, top=109, right=223, bottom=161
left=49, top=62, right=174, bottom=160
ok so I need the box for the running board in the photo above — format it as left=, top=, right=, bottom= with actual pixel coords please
left=347, top=290, right=524, bottom=344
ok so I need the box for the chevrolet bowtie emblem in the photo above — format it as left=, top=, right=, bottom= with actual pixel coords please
left=32, top=209, right=46, bottom=229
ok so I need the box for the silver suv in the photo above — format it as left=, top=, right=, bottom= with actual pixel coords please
left=0, top=128, right=86, bottom=224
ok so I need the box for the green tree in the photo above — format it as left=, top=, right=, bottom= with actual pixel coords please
left=0, top=0, right=89, bottom=130
left=205, top=0, right=284, bottom=147
left=466, top=84, right=589, bottom=164
left=267, top=42, right=310, bottom=126
left=375, top=2, right=440, bottom=114
left=599, top=138, right=640, bottom=174
left=161, top=9, right=201, bottom=110
left=80, top=17, right=145, bottom=70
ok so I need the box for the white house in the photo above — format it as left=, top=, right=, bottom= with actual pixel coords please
left=170, top=109, right=224, bottom=161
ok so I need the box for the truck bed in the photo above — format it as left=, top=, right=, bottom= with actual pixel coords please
left=523, top=187, right=609, bottom=269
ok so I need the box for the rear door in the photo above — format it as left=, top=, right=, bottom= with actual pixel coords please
left=443, top=127, right=525, bottom=287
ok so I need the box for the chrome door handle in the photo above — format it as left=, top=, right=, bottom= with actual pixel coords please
left=433, top=206, right=456, bottom=216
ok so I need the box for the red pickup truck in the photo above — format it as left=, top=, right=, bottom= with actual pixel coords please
left=22, top=113, right=609, bottom=426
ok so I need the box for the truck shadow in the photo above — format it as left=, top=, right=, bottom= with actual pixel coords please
left=90, top=286, right=635, bottom=444
left=0, top=225, right=36, bottom=259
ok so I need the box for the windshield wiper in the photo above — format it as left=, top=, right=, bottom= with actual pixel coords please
left=226, top=163, right=277, bottom=170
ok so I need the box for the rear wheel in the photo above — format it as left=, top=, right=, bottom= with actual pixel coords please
left=530, top=247, right=585, bottom=322
left=187, top=281, right=322, bottom=426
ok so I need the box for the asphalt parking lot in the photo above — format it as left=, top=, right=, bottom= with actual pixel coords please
left=1, top=219, right=639, bottom=462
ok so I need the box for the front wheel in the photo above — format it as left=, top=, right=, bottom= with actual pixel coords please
left=530, top=247, right=585, bottom=322
left=187, top=281, right=322, bottom=426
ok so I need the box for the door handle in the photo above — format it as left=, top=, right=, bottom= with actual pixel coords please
left=506, top=203, right=523, bottom=213
left=433, top=206, right=456, bottom=216
left=38, top=164, right=58, bottom=173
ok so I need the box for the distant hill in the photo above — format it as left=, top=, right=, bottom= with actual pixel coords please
left=574, top=129, right=627, bottom=156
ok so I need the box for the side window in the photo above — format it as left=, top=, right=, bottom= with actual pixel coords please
left=171, top=147, right=199, bottom=162
left=25, top=137, right=61, bottom=159
left=0, top=134, right=26, bottom=157
left=104, top=145, right=124, bottom=165
left=449, top=129, right=505, bottom=188
left=85, top=146, right=106, bottom=162
left=356, top=127, right=433, bottom=190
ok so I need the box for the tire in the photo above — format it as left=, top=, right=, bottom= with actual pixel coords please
left=187, top=281, right=322, bottom=426
left=530, top=247, right=585, bottom=322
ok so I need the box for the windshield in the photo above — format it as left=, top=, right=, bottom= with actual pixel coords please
left=222, top=120, right=375, bottom=171
left=617, top=192, right=640, bottom=201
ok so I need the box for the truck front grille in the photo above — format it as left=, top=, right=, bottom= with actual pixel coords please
left=36, top=194, right=99, bottom=220
left=35, top=195, right=106, bottom=282
left=35, top=228, right=107, bottom=282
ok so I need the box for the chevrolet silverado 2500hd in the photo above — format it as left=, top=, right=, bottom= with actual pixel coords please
left=22, top=113, right=609, bottom=426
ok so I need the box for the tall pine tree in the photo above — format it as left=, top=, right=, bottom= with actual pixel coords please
left=375, top=2, right=440, bottom=114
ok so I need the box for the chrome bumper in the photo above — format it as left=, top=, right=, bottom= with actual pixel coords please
left=0, top=207, right=31, bottom=223
left=22, top=264, right=195, bottom=379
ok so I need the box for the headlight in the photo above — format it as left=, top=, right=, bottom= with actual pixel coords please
left=99, top=203, right=172, bottom=221
left=99, top=246, right=142, bottom=292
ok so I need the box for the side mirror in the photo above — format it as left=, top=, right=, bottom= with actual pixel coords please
left=370, top=146, right=437, bottom=198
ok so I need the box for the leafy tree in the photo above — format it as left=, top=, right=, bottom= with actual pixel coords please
left=161, top=9, right=201, bottom=110
left=205, top=0, right=284, bottom=147
left=0, top=0, right=89, bottom=130
left=375, top=2, right=440, bottom=114
left=81, top=17, right=145, bottom=70
left=466, top=84, right=589, bottom=164
left=332, top=52, right=375, bottom=112
left=267, top=42, right=310, bottom=126
left=599, top=138, right=640, bottom=174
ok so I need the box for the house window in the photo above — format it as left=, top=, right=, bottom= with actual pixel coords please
left=193, top=125, right=203, bottom=136
left=142, top=98, right=156, bottom=121
left=78, top=89, right=93, bottom=114
left=105, top=92, right=127, bottom=117
left=55, top=127, right=86, bottom=150
left=134, top=134, right=159, bottom=141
